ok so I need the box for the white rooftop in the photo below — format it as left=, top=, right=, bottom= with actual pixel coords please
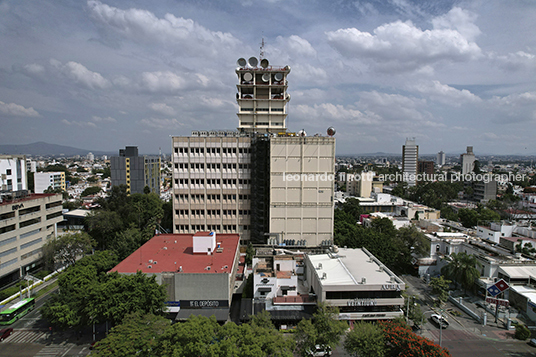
left=308, top=248, right=403, bottom=287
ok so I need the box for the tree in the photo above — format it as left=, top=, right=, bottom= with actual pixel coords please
left=111, top=227, right=145, bottom=260
left=91, top=312, right=170, bottom=357
left=440, top=206, right=458, bottom=222
left=393, top=226, right=430, bottom=272
left=379, top=320, right=451, bottom=357
left=81, top=186, right=101, bottom=197
left=429, top=276, right=451, bottom=307
left=441, top=252, right=482, bottom=294
left=515, top=324, right=531, bottom=340
left=85, top=210, right=123, bottom=250
left=42, top=232, right=95, bottom=268
left=143, top=185, right=151, bottom=194
left=344, top=322, right=385, bottom=357
left=295, top=303, right=348, bottom=356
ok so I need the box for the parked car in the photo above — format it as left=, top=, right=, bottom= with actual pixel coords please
left=0, top=328, right=14, bottom=341
left=306, top=345, right=332, bottom=356
left=430, top=314, right=449, bottom=329
left=529, top=338, right=536, bottom=347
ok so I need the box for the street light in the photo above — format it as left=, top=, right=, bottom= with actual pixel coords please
left=422, top=310, right=445, bottom=347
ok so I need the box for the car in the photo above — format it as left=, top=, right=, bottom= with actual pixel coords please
left=306, top=345, right=332, bottom=356
left=0, top=328, right=14, bottom=341
left=430, top=314, right=449, bottom=329
left=529, top=338, right=536, bottom=347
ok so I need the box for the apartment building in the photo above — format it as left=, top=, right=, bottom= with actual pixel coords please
left=34, top=172, right=66, bottom=193
left=0, top=155, right=27, bottom=192
left=402, top=138, right=418, bottom=187
left=110, top=146, right=160, bottom=195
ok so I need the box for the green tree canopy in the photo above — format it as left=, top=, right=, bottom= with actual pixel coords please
left=344, top=321, right=385, bottom=357
left=81, top=186, right=101, bottom=197
left=430, top=276, right=451, bottom=307
left=42, top=232, right=95, bottom=268
left=441, top=252, right=482, bottom=294
left=295, top=303, right=348, bottom=356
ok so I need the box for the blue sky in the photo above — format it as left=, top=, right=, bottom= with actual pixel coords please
left=0, top=0, right=535, bottom=155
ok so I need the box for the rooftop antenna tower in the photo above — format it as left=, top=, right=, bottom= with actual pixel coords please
left=260, top=37, right=265, bottom=60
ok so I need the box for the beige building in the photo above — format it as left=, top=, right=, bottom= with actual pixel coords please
left=171, top=56, right=335, bottom=247
left=0, top=193, right=63, bottom=284
left=171, top=133, right=252, bottom=242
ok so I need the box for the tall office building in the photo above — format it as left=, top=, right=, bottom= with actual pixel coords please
left=460, top=146, right=475, bottom=175
left=111, top=146, right=160, bottom=195
left=436, top=151, right=445, bottom=166
left=402, top=138, right=418, bottom=187
left=34, top=172, right=66, bottom=193
left=172, top=56, right=335, bottom=247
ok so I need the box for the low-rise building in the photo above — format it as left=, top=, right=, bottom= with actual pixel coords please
left=34, top=172, right=66, bottom=193
left=111, top=232, right=240, bottom=322
left=305, top=247, right=405, bottom=321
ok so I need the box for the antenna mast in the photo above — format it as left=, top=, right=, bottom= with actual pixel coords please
left=260, top=38, right=265, bottom=60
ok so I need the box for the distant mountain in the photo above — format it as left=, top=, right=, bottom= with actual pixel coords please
left=0, top=142, right=116, bottom=157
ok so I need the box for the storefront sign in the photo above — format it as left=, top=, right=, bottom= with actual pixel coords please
left=381, top=284, right=401, bottom=291
left=181, top=300, right=229, bottom=308
left=12, top=203, right=24, bottom=211
left=347, top=298, right=377, bottom=306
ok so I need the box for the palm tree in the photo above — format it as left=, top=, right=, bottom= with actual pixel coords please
left=441, top=252, right=482, bottom=294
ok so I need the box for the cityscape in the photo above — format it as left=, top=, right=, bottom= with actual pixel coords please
left=2, top=1, right=536, bottom=357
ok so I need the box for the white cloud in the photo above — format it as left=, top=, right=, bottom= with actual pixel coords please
left=50, top=59, right=110, bottom=89
left=275, top=35, right=316, bottom=57
left=61, top=119, right=97, bottom=128
left=490, top=92, right=536, bottom=106
left=293, top=103, right=378, bottom=126
left=22, top=63, right=46, bottom=77
left=326, top=17, right=482, bottom=73
left=140, top=117, right=185, bottom=130
left=356, top=91, right=432, bottom=123
left=431, top=7, right=481, bottom=41
left=140, top=71, right=209, bottom=93
left=408, top=80, right=482, bottom=106
left=0, top=101, right=39, bottom=117
left=149, top=103, right=176, bottom=116
left=87, top=0, right=241, bottom=56
left=91, top=116, right=116, bottom=122
left=491, top=51, right=536, bottom=71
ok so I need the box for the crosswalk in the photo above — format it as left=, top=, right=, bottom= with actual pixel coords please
left=35, top=344, right=74, bottom=357
left=2, top=329, right=47, bottom=343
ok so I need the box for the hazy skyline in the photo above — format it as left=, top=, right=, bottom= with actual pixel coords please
left=1, top=0, right=535, bottom=155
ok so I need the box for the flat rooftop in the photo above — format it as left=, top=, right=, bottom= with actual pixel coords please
left=0, top=193, right=59, bottom=207
left=111, top=233, right=240, bottom=274
left=308, top=248, right=404, bottom=287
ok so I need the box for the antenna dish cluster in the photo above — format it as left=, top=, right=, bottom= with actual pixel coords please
left=236, top=57, right=270, bottom=69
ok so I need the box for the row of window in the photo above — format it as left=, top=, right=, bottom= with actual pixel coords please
left=176, top=225, right=250, bottom=231
left=175, top=179, right=251, bottom=185
left=175, top=148, right=251, bottom=154
left=175, top=163, right=252, bottom=170
left=175, top=194, right=251, bottom=201
left=176, top=209, right=251, bottom=216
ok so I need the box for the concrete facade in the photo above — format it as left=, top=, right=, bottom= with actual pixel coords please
left=402, top=138, right=418, bottom=187
left=0, top=193, right=62, bottom=284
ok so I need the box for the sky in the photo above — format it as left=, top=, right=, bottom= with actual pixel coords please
left=0, top=0, right=535, bottom=156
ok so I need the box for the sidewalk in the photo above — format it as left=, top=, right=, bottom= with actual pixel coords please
left=0, top=270, right=62, bottom=311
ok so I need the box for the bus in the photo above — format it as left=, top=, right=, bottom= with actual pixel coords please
left=0, top=298, right=35, bottom=325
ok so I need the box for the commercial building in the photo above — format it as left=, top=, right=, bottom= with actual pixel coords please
left=0, top=192, right=63, bottom=286
left=402, top=138, right=418, bottom=187
left=464, top=179, right=497, bottom=203
left=171, top=56, right=335, bottom=247
left=111, top=232, right=240, bottom=322
left=110, top=146, right=160, bottom=195
left=34, top=172, right=65, bottom=193
left=305, top=247, right=405, bottom=321
left=460, top=146, right=476, bottom=175
left=418, top=160, right=435, bottom=176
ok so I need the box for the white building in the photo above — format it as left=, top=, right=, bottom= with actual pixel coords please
left=34, top=172, right=66, bottom=193
left=402, top=138, right=418, bottom=187
left=460, top=146, right=476, bottom=175
left=477, top=222, right=515, bottom=244
left=1, top=155, right=27, bottom=192
left=305, top=247, right=405, bottom=321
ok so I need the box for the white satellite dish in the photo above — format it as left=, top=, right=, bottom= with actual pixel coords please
left=248, top=57, right=258, bottom=67
left=262, top=73, right=270, bottom=82
left=298, top=129, right=307, bottom=137
left=237, top=58, right=247, bottom=68
left=243, top=72, right=253, bottom=81
left=260, top=58, right=269, bottom=68
left=274, top=73, right=283, bottom=82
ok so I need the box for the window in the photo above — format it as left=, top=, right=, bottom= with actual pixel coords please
left=6, top=169, right=11, bottom=175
